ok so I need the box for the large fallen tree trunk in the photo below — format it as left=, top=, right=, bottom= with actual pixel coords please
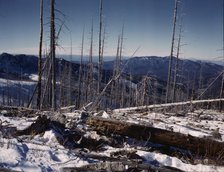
left=87, top=117, right=224, bottom=164
left=113, top=99, right=224, bottom=114
left=15, top=115, right=111, bottom=151
left=0, top=105, right=39, bottom=117
left=61, top=161, right=183, bottom=172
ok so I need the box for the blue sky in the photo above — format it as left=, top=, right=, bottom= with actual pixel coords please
left=0, top=0, right=223, bottom=60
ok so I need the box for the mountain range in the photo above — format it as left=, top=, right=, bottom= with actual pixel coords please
left=0, top=53, right=223, bottom=106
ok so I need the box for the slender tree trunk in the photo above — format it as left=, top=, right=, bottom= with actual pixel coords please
left=98, top=0, right=103, bottom=95
left=77, top=27, right=85, bottom=109
left=50, top=0, right=56, bottom=110
left=220, top=0, right=224, bottom=111
left=6, top=67, right=9, bottom=106
left=37, top=0, right=43, bottom=109
left=110, top=36, right=120, bottom=108
left=59, top=60, right=62, bottom=107
left=68, top=40, right=72, bottom=106
left=86, top=21, right=94, bottom=103
left=220, top=74, right=224, bottom=111
left=199, top=62, right=203, bottom=96
left=166, top=0, right=178, bottom=103
left=172, top=24, right=182, bottom=103
left=101, top=26, right=106, bottom=84
left=114, top=35, right=121, bottom=108
left=117, top=24, right=124, bottom=108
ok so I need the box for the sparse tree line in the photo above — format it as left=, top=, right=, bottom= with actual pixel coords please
left=0, top=0, right=223, bottom=111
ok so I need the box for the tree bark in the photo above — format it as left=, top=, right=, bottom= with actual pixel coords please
left=50, top=0, right=56, bottom=110
left=166, top=0, right=178, bottom=103
left=87, top=117, right=224, bottom=161
left=37, top=0, right=43, bottom=109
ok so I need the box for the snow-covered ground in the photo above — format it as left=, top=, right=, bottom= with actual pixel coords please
left=29, top=74, right=39, bottom=81
left=0, top=78, right=36, bottom=87
left=0, top=109, right=224, bottom=172
left=111, top=108, right=224, bottom=141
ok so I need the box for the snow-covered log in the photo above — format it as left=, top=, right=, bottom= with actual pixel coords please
left=61, top=161, right=183, bottom=172
left=113, top=99, right=224, bottom=113
left=87, top=117, right=224, bottom=163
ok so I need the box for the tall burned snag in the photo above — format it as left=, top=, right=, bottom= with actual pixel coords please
left=166, top=0, right=179, bottom=103
left=50, top=0, right=56, bottom=110
left=77, top=27, right=85, bottom=109
left=98, top=0, right=103, bottom=95
left=85, top=21, right=94, bottom=103
left=37, top=0, right=43, bottom=109
left=220, top=0, right=224, bottom=111
left=172, top=23, right=182, bottom=103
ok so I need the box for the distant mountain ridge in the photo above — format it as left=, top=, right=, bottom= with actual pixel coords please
left=0, top=53, right=223, bottom=92
left=104, top=56, right=223, bottom=82
left=0, top=53, right=222, bottom=106
left=0, top=53, right=38, bottom=79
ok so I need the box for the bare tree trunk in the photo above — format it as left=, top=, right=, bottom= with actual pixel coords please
left=110, top=36, right=120, bottom=108
left=77, top=27, right=85, bottom=109
left=86, top=21, right=94, bottom=103
left=198, top=62, right=203, bottom=98
left=172, top=24, right=182, bottom=103
left=6, top=67, right=9, bottom=106
left=98, top=0, right=103, bottom=95
left=68, top=39, right=72, bottom=106
left=220, top=0, right=224, bottom=111
left=220, top=74, right=224, bottom=111
left=18, top=68, right=22, bottom=106
left=114, top=35, right=121, bottom=108
left=166, top=0, right=178, bottom=103
left=59, top=60, right=63, bottom=107
left=37, top=0, right=43, bottom=109
left=50, top=0, right=56, bottom=110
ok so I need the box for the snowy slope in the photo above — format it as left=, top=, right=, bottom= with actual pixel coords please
left=0, top=108, right=224, bottom=172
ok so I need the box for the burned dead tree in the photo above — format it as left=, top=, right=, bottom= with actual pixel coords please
left=172, top=23, right=182, bottom=103
left=37, top=0, right=43, bottom=109
left=97, top=0, right=103, bottom=95
left=110, top=35, right=121, bottom=108
left=77, top=27, right=85, bottom=109
left=50, top=0, right=56, bottom=110
left=220, top=0, right=224, bottom=111
left=85, top=22, right=94, bottom=104
left=87, top=116, right=224, bottom=161
left=166, top=0, right=179, bottom=103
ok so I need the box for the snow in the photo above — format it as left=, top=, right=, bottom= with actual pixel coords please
left=102, top=111, right=110, bottom=118
left=114, top=99, right=224, bottom=113
left=0, top=78, right=36, bottom=87
left=0, top=131, right=90, bottom=172
left=29, top=74, right=39, bottom=81
left=113, top=101, right=224, bottom=140
left=1, top=109, right=224, bottom=171
left=137, top=151, right=224, bottom=172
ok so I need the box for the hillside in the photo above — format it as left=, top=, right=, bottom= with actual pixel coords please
left=0, top=53, right=222, bottom=108
left=104, top=56, right=223, bottom=98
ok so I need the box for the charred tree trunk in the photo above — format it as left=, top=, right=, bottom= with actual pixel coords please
left=220, top=0, right=224, bottom=111
left=97, top=0, right=103, bottom=95
left=172, top=24, right=182, bottom=103
left=87, top=117, right=224, bottom=160
left=50, top=0, right=56, bottom=110
left=86, top=22, right=94, bottom=103
left=77, top=27, right=85, bottom=109
left=113, top=35, right=121, bottom=108
left=37, top=0, right=43, bottom=109
left=166, top=0, right=178, bottom=103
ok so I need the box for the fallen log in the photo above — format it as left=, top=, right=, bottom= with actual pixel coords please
left=15, top=115, right=111, bottom=150
left=87, top=117, right=224, bottom=164
left=113, top=99, right=224, bottom=114
left=61, top=161, right=183, bottom=172
left=0, top=105, right=39, bottom=117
